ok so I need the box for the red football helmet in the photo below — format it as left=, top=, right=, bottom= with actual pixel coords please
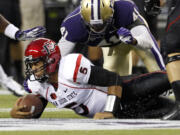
left=24, top=38, right=61, bottom=82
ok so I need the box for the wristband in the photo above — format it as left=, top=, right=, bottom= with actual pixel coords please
left=4, top=24, right=19, bottom=39
left=104, top=95, right=122, bottom=113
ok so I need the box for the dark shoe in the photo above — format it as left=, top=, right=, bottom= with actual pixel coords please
left=162, top=102, right=180, bottom=120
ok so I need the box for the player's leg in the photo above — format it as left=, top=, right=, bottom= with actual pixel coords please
left=136, top=96, right=175, bottom=119
left=162, top=52, right=180, bottom=120
left=161, top=10, right=180, bottom=119
left=116, top=71, right=173, bottom=119
left=118, top=96, right=175, bottom=119
left=142, top=96, right=175, bottom=119
left=133, top=47, right=161, bottom=72
left=121, top=71, right=171, bottom=102
left=133, top=40, right=165, bottom=72
left=102, top=44, right=132, bottom=76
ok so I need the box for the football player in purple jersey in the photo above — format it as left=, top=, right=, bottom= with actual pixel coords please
left=58, top=0, right=165, bottom=76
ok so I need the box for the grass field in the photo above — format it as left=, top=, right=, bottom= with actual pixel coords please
left=0, top=130, right=180, bottom=135
left=1, top=93, right=180, bottom=135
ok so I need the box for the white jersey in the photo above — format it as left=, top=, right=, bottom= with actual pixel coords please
left=27, top=54, right=108, bottom=118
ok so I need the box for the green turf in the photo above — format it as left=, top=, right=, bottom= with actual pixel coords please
left=0, top=130, right=180, bottom=135
left=0, top=95, right=18, bottom=108
left=41, top=111, right=85, bottom=118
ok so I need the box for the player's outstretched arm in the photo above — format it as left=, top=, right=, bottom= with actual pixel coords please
left=0, top=14, right=46, bottom=40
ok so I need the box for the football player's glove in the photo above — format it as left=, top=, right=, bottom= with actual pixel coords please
left=15, top=26, right=46, bottom=41
left=117, top=27, right=136, bottom=45
left=93, top=112, right=114, bottom=119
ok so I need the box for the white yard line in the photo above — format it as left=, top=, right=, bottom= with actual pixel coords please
left=0, top=90, right=11, bottom=95
left=0, top=119, right=180, bottom=131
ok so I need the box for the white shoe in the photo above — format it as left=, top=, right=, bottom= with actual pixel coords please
left=0, top=65, right=26, bottom=96
left=5, top=77, right=27, bottom=96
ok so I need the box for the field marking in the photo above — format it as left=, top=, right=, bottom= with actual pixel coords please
left=0, top=89, right=11, bottom=95
left=0, top=118, right=180, bottom=131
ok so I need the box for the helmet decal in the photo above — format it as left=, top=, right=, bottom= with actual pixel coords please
left=42, top=41, right=56, bottom=55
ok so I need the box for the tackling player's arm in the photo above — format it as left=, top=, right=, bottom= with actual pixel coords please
left=0, top=14, right=46, bottom=40
left=117, top=4, right=155, bottom=49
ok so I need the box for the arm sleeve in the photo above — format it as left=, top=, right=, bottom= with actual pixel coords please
left=129, top=7, right=155, bottom=49
left=58, top=37, right=76, bottom=56
left=131, top=25, right=154, bottom=49
left=88, top=66, right=123, bottom=87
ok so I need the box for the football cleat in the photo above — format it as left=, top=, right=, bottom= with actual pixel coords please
left=162, top=102, right=180, bottom=120
left=0, top=65, right=26, bottom=97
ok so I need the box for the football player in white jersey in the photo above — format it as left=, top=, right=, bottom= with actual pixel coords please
left=11, top=38, right=174, bottom=119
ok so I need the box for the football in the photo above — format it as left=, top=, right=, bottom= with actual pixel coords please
left=18, top=94, right=44, bottom=117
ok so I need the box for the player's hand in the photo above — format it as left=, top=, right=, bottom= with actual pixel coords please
left=10, top=97, right=33, bottom=119
left=15, top=26, right=46, bottom=41
left=93, top=112, right=114, bottom=119
left=117, top=27, right=136, bottom=45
